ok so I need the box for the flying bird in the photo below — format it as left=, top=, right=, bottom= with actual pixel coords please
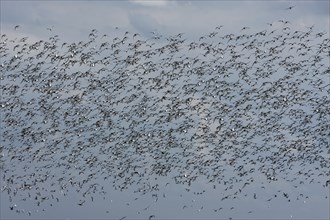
left=1, top=19, right=329, bottom=218
left=286, top=5, right=296, bottom=10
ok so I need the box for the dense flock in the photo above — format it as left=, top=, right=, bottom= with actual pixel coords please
left=1, top=20, right=329, bottom=217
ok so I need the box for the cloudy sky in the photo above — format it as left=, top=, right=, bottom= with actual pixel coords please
left=1, top=0, right=329, bottom=42
left=1, top=0, right=329, bottom=219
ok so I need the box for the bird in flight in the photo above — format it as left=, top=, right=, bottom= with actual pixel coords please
left=240, top=26, right=250, bottom=32
left=286, top=5, right=296, bottom=10
left=46, top=26, right=54, bottom=32
left=1, top=18, right=329, bottom=218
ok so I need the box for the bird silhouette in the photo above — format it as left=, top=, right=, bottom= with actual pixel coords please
left=0, top=20, right=329, bottom=217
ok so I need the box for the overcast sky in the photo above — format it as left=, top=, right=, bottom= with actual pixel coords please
left=1, top=0, right=329, bottom=219
left=1, top=0, right=329, bottom=42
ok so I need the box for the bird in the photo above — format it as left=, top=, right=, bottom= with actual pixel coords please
left=46, top=26, right=54, bottom=32
left=240, top=26, right=250, bottom=32
left=1, top=19, right=329, bottom=218
left=286, top=5, right=296, bottom=10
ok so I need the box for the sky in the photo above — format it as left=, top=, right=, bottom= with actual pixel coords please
left=1, top=0, right=329, bottom=219
left=1, top=0, right=329, bottom=42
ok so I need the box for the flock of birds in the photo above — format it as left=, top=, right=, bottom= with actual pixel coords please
left=1, top=19, right=329, bottom=218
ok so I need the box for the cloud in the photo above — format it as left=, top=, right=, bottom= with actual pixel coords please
left=1, top=0, right=328, bottom=45
left=129, top=0, right=168, bottom=7
left=128, top=12, right=167, bottom=38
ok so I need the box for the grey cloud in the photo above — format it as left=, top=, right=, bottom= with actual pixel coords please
left=129, top=0, right=169, bottom=7
left=128, top=12, right=167, bottom=38
left=297, top=1, right=329, bottom=15
left=2, top=0, right=328, bottom=43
